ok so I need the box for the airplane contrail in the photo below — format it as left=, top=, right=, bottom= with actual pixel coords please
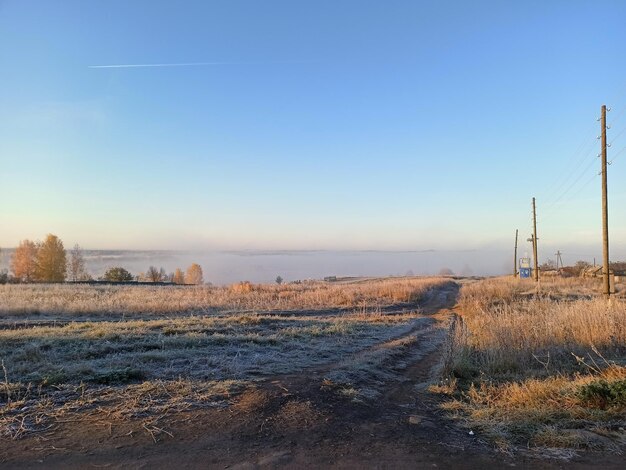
left=88, top=60, right=315, bottom=69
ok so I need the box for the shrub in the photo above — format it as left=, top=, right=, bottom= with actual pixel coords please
left=103, top=267, right=134, bottom=282
left=578, top=379, right=626, bottom=409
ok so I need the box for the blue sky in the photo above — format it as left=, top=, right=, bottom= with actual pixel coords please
left=1, top=1, right=626, bottom=265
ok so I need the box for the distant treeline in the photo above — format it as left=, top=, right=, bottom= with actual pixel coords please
left=0, top=234, right=204, bottom=285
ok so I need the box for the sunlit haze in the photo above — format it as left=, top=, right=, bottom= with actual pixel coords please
left=2, top=1, right=626, bottom=276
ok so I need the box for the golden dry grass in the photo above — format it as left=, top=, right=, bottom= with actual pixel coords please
left=0, top=277, right=447, bottom=317
left=441, top=364, right=626, bottom=453
left=452, top=277, right=625, bottom=377
left=457, top=298, right=625, bottom=376
left=457, top=276, right=605, bottom=314
left=437, top=277, right=626, bottom=453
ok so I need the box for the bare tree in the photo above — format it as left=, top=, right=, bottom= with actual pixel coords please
left=10, top=239, right=38, bottom=282
left=68, top=244, right=89, bottom=281
left=147, top=266, right=167, bottom=282
left=574, top=260, right=591, bottom=276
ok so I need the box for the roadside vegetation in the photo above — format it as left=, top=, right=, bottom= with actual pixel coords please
left=435, top=277, right=626, bottom=455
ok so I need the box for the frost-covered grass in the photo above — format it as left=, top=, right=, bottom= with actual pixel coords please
left=0, top=311, right=425, bottom=386
left=0, top=277, right=450, bottom=440
left=0, top=277, right=447, bottom=317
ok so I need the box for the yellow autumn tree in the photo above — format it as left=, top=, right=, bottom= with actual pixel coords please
left=184, top=263, right=203, bottom=285
left=35, top=234, right=67, bottom=282
left=172, top=268, right=185, bottom=284
left=10, top=239, right=38, bottom=282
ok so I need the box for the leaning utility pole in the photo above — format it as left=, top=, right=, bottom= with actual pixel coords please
left=600, top=104, right=611, bottom=297
left=513, top=229, right=519, bottom=277
left=532, top=197, right=539, bottom=282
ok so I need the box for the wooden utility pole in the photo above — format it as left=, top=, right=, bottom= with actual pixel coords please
left=600, top=104, right=611, bottom=297
left=532, top=197, right=539, bottom=282
left=513, top=229, right=518, bottom=277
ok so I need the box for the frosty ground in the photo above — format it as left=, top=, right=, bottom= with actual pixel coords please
left=0, top=277, right=624, bottom=468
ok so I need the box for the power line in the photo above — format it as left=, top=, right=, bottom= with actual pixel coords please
left=544, top=154, right=598, bottom=209
left=524, top=102, right=624, bottom=290
left=608, top=124, right=626, bottom=146
left=608, top=103, right=626, bottom=127
left=607, top=95, right=626, bottom=129
left=606, top=82, right=626, bottom=124
left=609, top=144, right=626, bottom=164
left=543, top=102, right=626, bottom=205
left=541, top=131, right=598, bottom=204
left=540, top=173, right=598, bottom=224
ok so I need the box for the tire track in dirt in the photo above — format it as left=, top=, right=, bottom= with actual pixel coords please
left=210, top=281, right=587, bottom=469
left=254, top=281, right=459, bottom=395
left=214, top=282, right=494, bottom=468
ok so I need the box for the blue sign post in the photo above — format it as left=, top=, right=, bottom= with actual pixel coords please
left=519, top=258, right=531, bottom=279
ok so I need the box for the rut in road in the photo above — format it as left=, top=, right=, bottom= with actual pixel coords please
left=259, top=281, right=460, bottom=399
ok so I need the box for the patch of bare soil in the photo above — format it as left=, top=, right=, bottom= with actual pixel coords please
left=1, top=283, right=623, bottom=469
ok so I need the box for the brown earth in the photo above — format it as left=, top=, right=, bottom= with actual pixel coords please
left=1, top=283, right=623, bottom=469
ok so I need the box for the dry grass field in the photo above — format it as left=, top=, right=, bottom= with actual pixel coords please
left=0, top=277, right=442, bottom=318
left=0, top=277, right=449, bottom=443
left=436, top=277, right=626, bottom=456
left=2, top=275, right=625, bottom=467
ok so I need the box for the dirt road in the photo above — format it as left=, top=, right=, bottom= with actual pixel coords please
left=2, top=282, right=621, bottom=469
